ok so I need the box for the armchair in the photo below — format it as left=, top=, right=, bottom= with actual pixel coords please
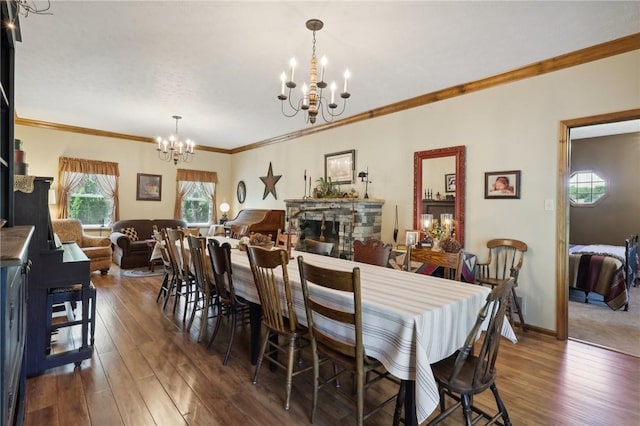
left=52, top=219, right=112, bottom=274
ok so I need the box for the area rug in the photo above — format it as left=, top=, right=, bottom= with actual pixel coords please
left=569, top=285, right=640, bottom=357
left=120, top=267, right=164, bottom=278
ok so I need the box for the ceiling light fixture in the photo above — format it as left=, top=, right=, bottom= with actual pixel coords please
left=277, top=19, right=351, bottom=124
left=156, top=115, right=195, bottom=165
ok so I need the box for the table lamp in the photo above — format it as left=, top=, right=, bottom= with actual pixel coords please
left=440, top=213, right=453, bottom=237
left=220, top=202, right=230, bottom=223
left=421, top=213, right=433, bottom=242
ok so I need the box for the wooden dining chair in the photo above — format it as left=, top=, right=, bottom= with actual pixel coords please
left=275, top=228, right=300, bottom=250
left=297, top=255, right=398, bottom=425
left=246, top=245, right=312, bottom=410
left=186, top=235, right=217, bottom=342
left=393, top=278, right=515, bottom=426
left=206, top=238, right=251, bottom=365
left=228, top=224, right=249, bottom=239
left=408, top=245, right=463, bottom=281
left=164, top=228, right=197, bottom=323
left=476, top=238, right=528, bottom=331
left=353, top=238, right=392, bottom=267
left=153, top=229, right=176, bottom=305
left=304, top=238, right=334, bottom=256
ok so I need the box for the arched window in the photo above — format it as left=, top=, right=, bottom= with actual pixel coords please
left=569, top=170, right=607, bottom=206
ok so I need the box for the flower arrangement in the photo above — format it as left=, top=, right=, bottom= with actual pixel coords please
left=427, top=224, right=445, bottom=240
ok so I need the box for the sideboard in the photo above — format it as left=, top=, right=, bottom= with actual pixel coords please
left=1, top=226, right=33, bottom=426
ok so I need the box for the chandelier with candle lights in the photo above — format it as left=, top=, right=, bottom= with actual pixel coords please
left=277, top=19, right=351, bottom=124
left=156, top=115, right=195, bottom=165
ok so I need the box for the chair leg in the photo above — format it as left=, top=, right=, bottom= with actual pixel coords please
left=252, top=328, right=271, bottom=384
left=392, top=380, right=406, bottom=426
left=187, top=287, right=199, bottom=332
left=156, top=271, right=169, bottom=302
left=223, top=307, right=238, bottom=365
left=182, top=280, right=193, bottom=326
left=284, top=334, right=296, bottom=410
left=510, top=287, right=527, bottom=331
left=310, top=342, right=319, bottom=424
left=207, top=302, right=224, bottom=349
left=356, top=370, right=365, bottom=426
left=490, top=383, right=512, bottom=426
left=163, top=274, right=177, bottom=310
left=197, top=296, right=210, bottom=343
left=461, top=394, right=473, bottom=426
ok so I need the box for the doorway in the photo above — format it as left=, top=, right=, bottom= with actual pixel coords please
left=556, top=109, right=640, bottom=355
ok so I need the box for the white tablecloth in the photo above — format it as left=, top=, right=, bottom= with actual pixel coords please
left=205, top=237, right=516, bottom=423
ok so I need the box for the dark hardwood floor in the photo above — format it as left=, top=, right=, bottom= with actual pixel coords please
left=25, top=266, right=640, bottom=425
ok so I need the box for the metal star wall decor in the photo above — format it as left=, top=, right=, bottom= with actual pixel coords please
left=260, top=162, right=282, bottom=200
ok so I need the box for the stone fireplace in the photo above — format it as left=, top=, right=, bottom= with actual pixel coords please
left=284, top=198, right=384, bottom=258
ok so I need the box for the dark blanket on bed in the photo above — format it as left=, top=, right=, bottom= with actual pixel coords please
left=574, top=254, right=628, bottom=310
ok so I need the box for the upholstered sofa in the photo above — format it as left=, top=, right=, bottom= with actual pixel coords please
left=110, top=219, right=187, bottom=269
left=51, top=219, right=112, bottom=274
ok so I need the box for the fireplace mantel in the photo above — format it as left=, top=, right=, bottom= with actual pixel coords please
left=285, top=198, right=384, bottom=258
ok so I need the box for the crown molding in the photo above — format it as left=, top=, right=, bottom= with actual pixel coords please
left=14, top=117, right=230, bottom=154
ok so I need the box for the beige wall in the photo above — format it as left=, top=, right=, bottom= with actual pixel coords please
left=14, top=126, right=232, bottom=221
left=17, top=50, right=640, bottom=332
left=569, top=132, right=640, bottom=245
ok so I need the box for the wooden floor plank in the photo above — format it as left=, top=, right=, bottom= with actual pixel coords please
left=54, top=367, right=92, bottom=426
left=98, top=351, right=157, bottom=426
left=136, top=375, right=188, bottom=426
left=24, top=265, right=640, bottom=426
left=84, top=389, right=124, bottom=426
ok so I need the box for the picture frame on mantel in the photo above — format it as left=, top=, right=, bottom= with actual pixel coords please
left=325, top=149, right=355, bottom=185
left=136, top=173, right=162, bottom=201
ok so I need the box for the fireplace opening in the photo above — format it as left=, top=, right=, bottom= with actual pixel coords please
left=298, top=219, right=346, bottom=257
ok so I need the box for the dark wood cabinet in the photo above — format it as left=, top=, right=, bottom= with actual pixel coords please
left=1, top=226, right=33, bottom=426
left=1, top=1, right=20, bottom=228
left=422, top=199, right=455, bottom=218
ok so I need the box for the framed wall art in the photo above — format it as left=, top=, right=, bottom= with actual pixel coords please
left=324, top=149, right=355, bottom=185
left=236, top=180, right=246, bottom=203
left=136, top=173, right=162, bottom=201
left=484, top=170, right=521, bottom=199
left=445, top=173, right=456, bottom=193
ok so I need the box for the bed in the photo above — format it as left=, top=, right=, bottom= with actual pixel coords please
left=568, top=235, right=638, bottom=311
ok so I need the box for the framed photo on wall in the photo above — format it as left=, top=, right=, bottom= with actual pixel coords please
left=445, top=173, right=456, bottom=193
left=325, top=149, right=355, bottom=184
left=484, top=170, right=520, bottom=199
left=136, top=173, right=162, bottom=201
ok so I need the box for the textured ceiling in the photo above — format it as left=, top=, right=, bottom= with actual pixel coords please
left=12, top=1, right=640, bottom=151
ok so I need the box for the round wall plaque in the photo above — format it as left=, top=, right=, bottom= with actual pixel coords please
left=236, top=180, right=246, bottom=203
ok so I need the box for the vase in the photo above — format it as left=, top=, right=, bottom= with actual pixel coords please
left=431, top=238, right=443, bottom=252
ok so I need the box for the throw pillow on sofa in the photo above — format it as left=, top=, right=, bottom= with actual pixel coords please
left=121, top=227, right=139, bottom=241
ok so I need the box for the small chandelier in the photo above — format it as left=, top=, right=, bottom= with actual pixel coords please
left=277, top=19, right=351, bottom=124
left=156, top=115, right=195, bottom=165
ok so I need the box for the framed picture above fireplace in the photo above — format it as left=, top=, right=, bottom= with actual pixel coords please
left=325, top=149, right=355, bottom=185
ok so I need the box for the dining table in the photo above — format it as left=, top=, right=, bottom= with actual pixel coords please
left=184, top=236, right=517, bottom=425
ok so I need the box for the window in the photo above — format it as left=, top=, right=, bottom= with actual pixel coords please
left=569, top=171, right=607, bottom=205
left=69, top=174, right=113, bottom=225
left=181, top=181, right=213, bottom=225
left=57, top=157, right=120, bottom=225
left=175, top=168, right=218, bottom=226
